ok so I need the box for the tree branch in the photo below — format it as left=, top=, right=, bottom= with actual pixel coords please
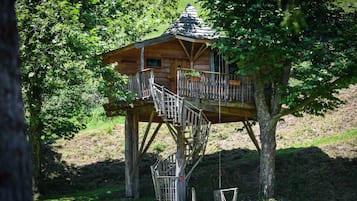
left=274, top=76, right=346, bottom=120
left=272, top=61, right=292, bottom=116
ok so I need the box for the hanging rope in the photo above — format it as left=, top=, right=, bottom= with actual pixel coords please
left=218, top=150, right=222, bottom=189
left=214, top=54, right=239, bottom=201
left=218, top=54, right=222, bottom=123
left=218, top=54, right=223, bottom=189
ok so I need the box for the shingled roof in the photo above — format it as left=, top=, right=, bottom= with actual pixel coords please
left=162, top=3, right=217, bottom=40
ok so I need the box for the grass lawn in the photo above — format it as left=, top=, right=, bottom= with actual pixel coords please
left=40, top=85, right=356, bottom=201
left=38, top=129, right=356, bottom=201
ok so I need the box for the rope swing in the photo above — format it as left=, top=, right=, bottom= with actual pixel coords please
left=213, top=54, right=238, bottom=201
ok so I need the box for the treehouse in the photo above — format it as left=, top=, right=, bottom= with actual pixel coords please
left=101, top=4, right=257, bottom=201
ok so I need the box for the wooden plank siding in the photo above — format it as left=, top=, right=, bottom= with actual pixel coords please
left=193, top=49, right=210, bottom=72
left=102, top=39, right=212, bottom=92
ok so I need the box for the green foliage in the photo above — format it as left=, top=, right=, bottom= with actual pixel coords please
left=78, top=0, right=180, bottom=52
left=16, top=0, right=180, bottom=141
left=184, top=70, right=201, bottom=78
left=96, top=64, right=136, bottom=102
left=152, top=142, right=167, bottom=154
left=18, top=0, right=97, bottom=141
left=200, top=0, right=357, bottom=117
left=16, top=0, right=180, bottom=187
left=200, top=0, right=356, bottom=198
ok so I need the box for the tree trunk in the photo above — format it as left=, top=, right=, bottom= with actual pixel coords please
left=253, top=71, right=279, bottom=200
left=0, top=0, right=34, bottom=200
left=27, top=119, right=41, bottom=192
left=26, top=86, right=43, bottom=192
left=259, top=121, right=277, bottom=199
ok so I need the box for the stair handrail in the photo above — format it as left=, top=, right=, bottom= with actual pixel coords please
left=149, top=77, right=211, bottom=201
left=149, top=78, right=210, bottom=157
left=150, top=81, right=210, bottom=127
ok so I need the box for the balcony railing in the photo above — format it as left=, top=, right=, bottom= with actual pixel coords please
left=177, top=68, right=254, bottom=103
left=125, top=68, right=153, bottom=99
left=122, top=68, right=254, bottom=103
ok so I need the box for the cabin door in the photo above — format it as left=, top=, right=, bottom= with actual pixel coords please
left=170, top=59, right=188, bottom=93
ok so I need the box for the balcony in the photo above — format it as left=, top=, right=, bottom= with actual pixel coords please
left=103, top=68, right=256, bottom=121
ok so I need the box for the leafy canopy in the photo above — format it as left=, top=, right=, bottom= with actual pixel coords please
left=17, top=0, right=179, bottom=141
left=200, top=0, right=357, bottom=117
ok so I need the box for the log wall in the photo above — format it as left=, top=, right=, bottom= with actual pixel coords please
left=102, top=39, right=212, bottom=92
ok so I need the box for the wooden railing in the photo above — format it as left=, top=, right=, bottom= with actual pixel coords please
left=123, top=68, right=254, bottom=103
left=150, top=79, right=211, bottom=201
left=151, top=153, right=178, bottom=201
left=150, top=81, right=211, bottom=145
left=177, top=68, right=254, bottom=103
left=125, top=68, right=153, bottom=99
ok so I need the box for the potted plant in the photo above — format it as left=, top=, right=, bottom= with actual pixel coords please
left=229, top=80, right=241, bottom=86
left=184, top=70, right=201, bottom=82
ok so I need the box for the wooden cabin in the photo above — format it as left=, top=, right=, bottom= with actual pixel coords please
left=102, top=6, right=256, bottom=123
left=101, top=4, right=257, bottom=201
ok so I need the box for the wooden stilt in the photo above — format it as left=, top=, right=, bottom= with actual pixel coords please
left=243, top=121, right=261, bottom=154
left=176, top=127, right=186, bottom=201
left=134, top=122, right=163, bottom=172
left=141, top=122, right=162, bottom=157
left=139, top=110, right=155, bottom=154
left=165, top=122, right=178, bottom=143
left=125, top=110, right=140, bottom=198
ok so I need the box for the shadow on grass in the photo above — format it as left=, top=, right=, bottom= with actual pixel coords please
left=189, top=147, right=356, bottom=201
left=39, top=144, right=158, bottom=200
left=39, top=145, right=357, bottom=201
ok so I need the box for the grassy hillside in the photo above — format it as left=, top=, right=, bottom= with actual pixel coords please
left=37, top=85, right=357, bottom=201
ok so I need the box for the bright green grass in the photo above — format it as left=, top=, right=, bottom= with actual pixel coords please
left=293, top=129, right=357, bottom=148
left=241, top=129, right=357, bottom=160
left=84, top=115, right=125, bottom=131
left=83, top=106, right=125, bottom=131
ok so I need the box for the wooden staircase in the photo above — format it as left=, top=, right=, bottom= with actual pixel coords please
left=149, top=78, right=211, bottom=201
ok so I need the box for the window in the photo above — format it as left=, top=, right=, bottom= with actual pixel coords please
left=147, top=58, right=161, bottom=67
left=211, top=51, right=237, bottom=74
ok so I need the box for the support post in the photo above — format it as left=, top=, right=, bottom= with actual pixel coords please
left=176, top=127, right=186, bottom=201
left=125, top=110, right=140, bottom=198
left=243, top=121, right=261, bottom=154
left=140, top=47, right=145, bottom=71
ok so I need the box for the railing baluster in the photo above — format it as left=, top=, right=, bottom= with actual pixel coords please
left=176, top=68, right=254, bottom=104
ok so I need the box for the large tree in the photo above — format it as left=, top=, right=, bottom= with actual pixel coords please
left=200, top=0, right=356, bottom=199
left=0, top=0, right=33, bottom=200
left=17, top=0, right=97, bottom=190
left=16, top=0, right=179, bottom=191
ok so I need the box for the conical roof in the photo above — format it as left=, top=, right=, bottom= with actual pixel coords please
left=163, top=3, right=217, bottom=40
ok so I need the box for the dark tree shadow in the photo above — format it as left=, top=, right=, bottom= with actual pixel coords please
left=189, top=147, right=357, bottom=201
left=39, top=145, right=357, bottom=201
left=39, top=144, right=158, bottom=199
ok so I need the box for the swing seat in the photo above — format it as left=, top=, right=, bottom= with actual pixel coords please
left=213, top=187, right=238, bottom=201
